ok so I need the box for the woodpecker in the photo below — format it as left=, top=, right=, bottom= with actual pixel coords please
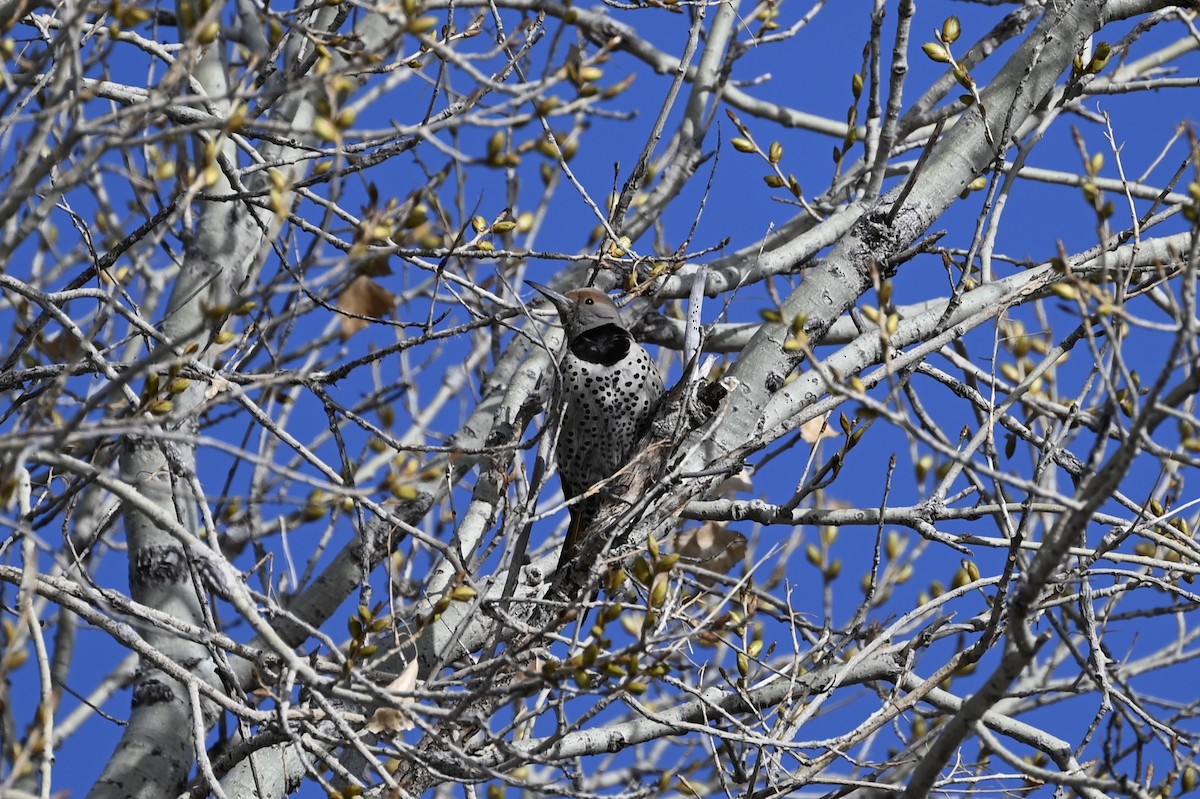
left=528, top=282, right=665, bottom=571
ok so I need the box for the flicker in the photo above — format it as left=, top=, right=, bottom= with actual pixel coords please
left=528, top=282, right=665, bottom=572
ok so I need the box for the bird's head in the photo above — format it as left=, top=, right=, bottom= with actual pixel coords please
left=526, top=282, right=625, bottom=338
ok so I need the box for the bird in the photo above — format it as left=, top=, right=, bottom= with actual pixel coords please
left=527, top=282, right=665, bottom=572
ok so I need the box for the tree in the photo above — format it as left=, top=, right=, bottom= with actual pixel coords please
left=2, top=0, right=1200, bottom=796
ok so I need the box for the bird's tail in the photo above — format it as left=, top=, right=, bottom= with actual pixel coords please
left=557, top=496, right=600, bottom=572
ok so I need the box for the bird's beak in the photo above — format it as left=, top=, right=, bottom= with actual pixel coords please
left=525, top=281, right=571, bottom=314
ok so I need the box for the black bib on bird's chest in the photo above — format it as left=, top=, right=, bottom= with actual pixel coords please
left=568, top=323, right=631, bottom=365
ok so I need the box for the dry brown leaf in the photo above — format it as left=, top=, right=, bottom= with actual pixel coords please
left=40, top=333, right=83, bottom=362
left=714, top=467, right=753, bottom=496
left=677, top=521, right=746, bottom=580
left=204, top=376, right=232, bottom=400
left=387, top=658, right=420, bottom=693
left=366, top=659, right=420, bottom=735
left=338, top=275, right=396, bottom=340
left=366, top=707, right=413, bottom=735
left=800, top=412, right=840, bottom=443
